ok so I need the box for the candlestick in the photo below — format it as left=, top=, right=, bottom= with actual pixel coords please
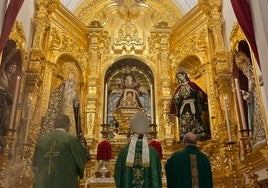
left=235, top=79, right=247, bottom=130
left=224, top=96, right=232, bottom=142
left=24, top=97, right=32, bottom=144
left=9, top=76, right=20, bottom=129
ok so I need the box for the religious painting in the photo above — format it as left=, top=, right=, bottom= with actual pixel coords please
left=104, top=59, right=153, bottom=137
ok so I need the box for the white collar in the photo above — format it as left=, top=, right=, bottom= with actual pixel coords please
left=55, top=128, right=66, bottom=132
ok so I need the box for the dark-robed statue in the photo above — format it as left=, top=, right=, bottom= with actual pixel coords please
left=0, top=61, right=17, bottom=153
left=170, top=70, right=210, bottom=141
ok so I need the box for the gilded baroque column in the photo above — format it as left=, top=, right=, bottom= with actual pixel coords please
left=19, top=2, right=60, bottom=184
left=200, top=62, right=217, bottom=133
left=214, top=52, right=237, bottom=140
left=29, top=0, right=59, bottom=115
left=207, top=0, right=237, bottom=142
left=19, top=72, right=43, bottom=187
left=86, top=78, right=98, bottom=143
left=206, top=0, right=225, bottom=52
left=207, top=2, right=243, bottom=185
left=86, top=29, right=103, bottom=142
left=149, top=31, right=173, bottom=144
left=213, top=52, right=243, bottom=186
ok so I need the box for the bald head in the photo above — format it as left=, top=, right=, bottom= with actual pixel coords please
left=182, top=132, right=197, bottom=146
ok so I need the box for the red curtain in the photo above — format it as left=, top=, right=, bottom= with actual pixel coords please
left=0, top=0, right=25, bottom=53
left=231, top=0, right=260, bottom=68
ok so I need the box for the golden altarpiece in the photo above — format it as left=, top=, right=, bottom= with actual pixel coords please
left=0, top=0, right=268, bottom=187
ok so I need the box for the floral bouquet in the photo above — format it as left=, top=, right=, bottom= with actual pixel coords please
left=96, top=140, right=112, bottom=161
left=149, top=140, right=163, bottom=159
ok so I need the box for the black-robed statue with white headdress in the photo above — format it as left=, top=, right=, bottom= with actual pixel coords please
left=114, top=110, right=162, bottom=188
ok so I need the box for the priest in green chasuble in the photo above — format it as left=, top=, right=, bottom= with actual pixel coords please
left=32, top=114, right=88, bottom=188
left=165, top=132, right=213, bottom=188
left=114, top=110, right=162, bottom=188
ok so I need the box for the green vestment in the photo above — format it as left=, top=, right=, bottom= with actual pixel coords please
left=114, top=140, right=162, bottom=188
left=165, top=145, right=213, bottom=188
left=33, top=130, right=88, bottom=188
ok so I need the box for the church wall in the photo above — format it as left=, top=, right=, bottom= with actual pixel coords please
left=0, top=1, right=8, bottom=36
left=222, top=0, right=237, bottom=50
left=249, top=0, right=268, bottom=131
left=16, top=0, right=35, bottom=51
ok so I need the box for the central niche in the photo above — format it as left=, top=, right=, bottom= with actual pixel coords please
left=104, top=59, right=154, bottom=137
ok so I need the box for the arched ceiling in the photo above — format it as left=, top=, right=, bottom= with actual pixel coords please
left=61, top=0, right=197, bottom=15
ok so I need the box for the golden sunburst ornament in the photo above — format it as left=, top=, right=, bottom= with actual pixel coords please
left=234, top=51, right=251, bottom=72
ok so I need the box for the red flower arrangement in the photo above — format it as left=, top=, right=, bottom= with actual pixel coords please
left=96, top=140, right=112, bottom=161
left=149, top=140, right=163, bottom=159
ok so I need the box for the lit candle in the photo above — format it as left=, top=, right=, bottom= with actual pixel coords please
left=9, top=76, right=20, bottom=129
left=224, top=96, right=232, bottom=142
left=104, top=83, right=108, bottom=124
left=24, top=97, right=32, bottom=144
left=234, top=79, right=247, bottom=130
left=150, top=83, right=154, bottom=124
